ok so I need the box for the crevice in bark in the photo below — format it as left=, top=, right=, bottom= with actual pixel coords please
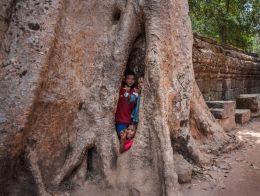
left=86, top=147, right=102, bottom=181
left=112, top=7, right=121, bottom=24
left=0, top=0, right=20, bottom=47
left=125, top=33, right=146, bottom=77
left=56, top=146, right=103, bottom=191
left=115, top=31, right=146, bottom=142
left=171, top=135, right=194, bottom=163
left=4, top=0, right=19, bottom=25
left=5, top=152, right=38, bottom=196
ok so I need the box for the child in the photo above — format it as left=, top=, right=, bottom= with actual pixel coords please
left=131, top=76, right=144, bottom=124
left=120, top=124, right=136, bottom=153
left=115, top=72, right=137, bottom=137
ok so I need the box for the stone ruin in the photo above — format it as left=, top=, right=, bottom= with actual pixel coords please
left=193, top=33, right=260, bottom=101
left=193, top=33, right=260, bottom=129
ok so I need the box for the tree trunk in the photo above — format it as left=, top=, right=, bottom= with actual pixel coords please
left=0, top=0, right=230, bottom=195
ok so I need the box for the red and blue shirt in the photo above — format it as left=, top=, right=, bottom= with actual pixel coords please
left=115, top=86, right=136, bottom=124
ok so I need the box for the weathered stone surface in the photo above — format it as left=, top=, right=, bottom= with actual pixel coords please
left=193, top=34, right=260, bottom=101
left=206, top=101, right=236, bottom=119
left=235, top=109, right=251, bottom=124
left=206, top=101, right=236, bottom=131
left=217, top=116, right=237, bottom=131
left=209, top=108, right=225, bottom=119
left=236, top=94, right=260, bottom=117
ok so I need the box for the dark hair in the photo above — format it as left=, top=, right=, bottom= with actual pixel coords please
left=124, top=70, right=136, bottom=78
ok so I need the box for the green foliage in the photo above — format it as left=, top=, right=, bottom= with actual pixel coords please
left=189, top=0, right=260, bottom=53
left=251, top=35, right=260, bottom=54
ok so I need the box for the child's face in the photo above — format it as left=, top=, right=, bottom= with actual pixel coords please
left=125, top=75, right=135, bottom=87
left=126, top=125, right=136, bottom=138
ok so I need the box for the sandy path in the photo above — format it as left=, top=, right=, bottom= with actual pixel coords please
left=182, top=118, right=260, bottom=196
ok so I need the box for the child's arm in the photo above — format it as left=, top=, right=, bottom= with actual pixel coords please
left=128, top=89, right=139, bottom=103
left=120, top=132, right=127, bottom=153
left=120, top=142, right=125, bottom=153
left=120, top=140, right=126, bottom=153
left=129, top=94, right=138, bottom=103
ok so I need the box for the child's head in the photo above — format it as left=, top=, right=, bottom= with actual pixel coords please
left=126, top=124, right=136, bottom=139
left=124, top=72, right=136, bottom=87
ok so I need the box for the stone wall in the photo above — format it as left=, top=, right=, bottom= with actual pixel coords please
left=193, top=33, right=260, bottom=101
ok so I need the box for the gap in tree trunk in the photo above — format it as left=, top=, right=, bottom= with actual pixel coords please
left=115, top=32, right=146, bottom=142
left=125, top=33, right=146, bottom=77
left=171, top=136, right=194, bottom=163
left=86, top=147, right=102, bottom=181
left=58, top=147, right=103, bottom=190
left=5, top=153, right=37, bottom=196
left=112, top=7, right=121, bottom=24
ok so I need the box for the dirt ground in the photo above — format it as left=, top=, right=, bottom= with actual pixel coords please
left=181, top=118, right=260, bottom=196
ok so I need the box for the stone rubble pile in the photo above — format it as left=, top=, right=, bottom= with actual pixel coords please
left=207, top=94, right=260, bottom=130
left=206, top=101, right=236, bottom=131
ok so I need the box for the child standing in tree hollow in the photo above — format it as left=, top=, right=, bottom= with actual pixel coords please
left=115, top=72, right=137, bottom=138
left=120, top=124, right=136, bottom=153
